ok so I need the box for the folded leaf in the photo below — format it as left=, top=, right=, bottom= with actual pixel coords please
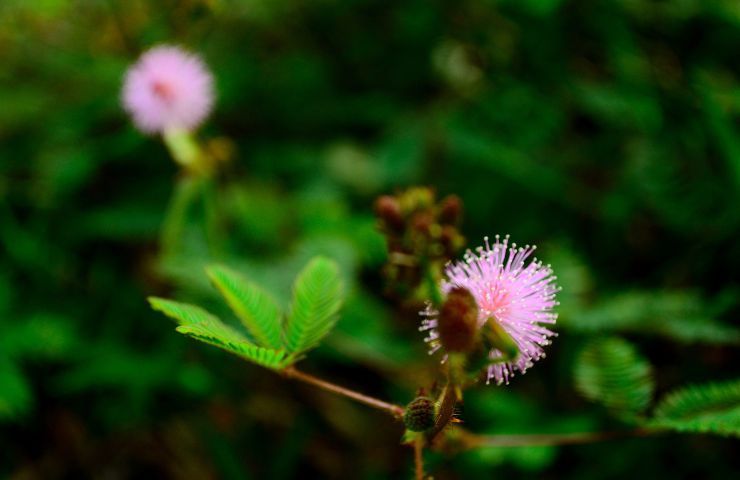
left=284, top=256, right=344, bottom=355
left=574, top=337, right=654, bottom=417
left=651, top=379, right=740, bottom=437
left=148, top=297, right=288, bottom=370
left=206, top=264, right=283, bottom=349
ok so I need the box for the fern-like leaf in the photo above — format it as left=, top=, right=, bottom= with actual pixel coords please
left=574, top=337, right=654, bottom=417
left=651, top=379, right=740, bottom=437
left=206, top=265, right=283, bottom=349
left=562, top=291, right=740, bottom=345
left=283, top=256, right=344, bottom=356
left=148, top=297, right=288, bottom=370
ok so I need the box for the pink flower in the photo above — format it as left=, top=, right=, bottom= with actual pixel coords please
left=122, top=45, right=214, bottom=134
left=421, top=235, right=560, bottom=385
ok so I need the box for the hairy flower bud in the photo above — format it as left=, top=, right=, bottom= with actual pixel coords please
left=404, top=396, right=436, bottom=432
left=437, top=287, right=479, bottom=353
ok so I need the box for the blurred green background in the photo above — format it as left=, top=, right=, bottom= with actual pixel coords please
left=1, top=0, right=740, bottom=478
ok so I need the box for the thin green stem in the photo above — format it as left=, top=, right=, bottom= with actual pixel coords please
left=160, top=175, right=203, bottom=256
left=282, top=367, right=405, bottom=419
left=163, top=129, right=205, bottom=172
left=201, top=176, right=226, bottom=257
left=423, top=261, right=443, bottom=306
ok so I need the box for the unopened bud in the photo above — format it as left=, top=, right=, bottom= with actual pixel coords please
left=374, top=195, right=404, bottom=231
left=440, top=225, right=464, bottom=255
left=439, top=195, right=462, bottom=225
left=410, top=212, right=433, bottom=235
left=438, top=287, right=480, bottom=353
left=404, top=396, right=435, bottom=432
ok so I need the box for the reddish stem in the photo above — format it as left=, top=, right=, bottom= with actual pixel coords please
left=282, top=366, right=405, bottom=419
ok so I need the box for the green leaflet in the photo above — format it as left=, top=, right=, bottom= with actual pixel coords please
left=206, top=265, right=283, bottom=349
left=651, top=379, right=740, bottom=438
left=284, top=256, right=344, bottom=356
left=148, top=297, right=288, bottom=370
left=574, top=337, right=654, bottom=418
left=149, top=255, right=345, bottom=369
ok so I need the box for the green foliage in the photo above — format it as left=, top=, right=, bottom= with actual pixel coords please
left=284, top=256, right=344, bottom=356
left=4, top=0, right=740, bottom=476
left=150, top=256, right=345, bottom=368
left=563, top=292, right=740, bottom=345
left=0, top=313, right=79, bottom=422
left=148, top=297, right=289, bottom=370
left=0, top=360, right=31, bottom=420
left=0, top=313, right=78, bottom=360
left=651, top=379, right=740, bottom=437
left=206, top=264, right=283, bottom=349
left=574, top=337, right=654, bottom=417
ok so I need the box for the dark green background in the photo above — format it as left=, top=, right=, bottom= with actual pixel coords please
left=1, top=0, right=739, bottom=478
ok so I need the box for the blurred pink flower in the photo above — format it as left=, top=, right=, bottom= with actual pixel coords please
left=421, top=235, right=560, bottom=385
left=122, top=45, right=214, bottom=134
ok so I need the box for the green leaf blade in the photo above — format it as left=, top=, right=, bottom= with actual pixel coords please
left=206, top=264, right=283, bottom=349
left=148, top=297, right=288, bottom=370
left=284, top=256, right=344, bottom=356
left=574, top=337, right=654, bottom=417
left=651, top=379, right=740, bottom=437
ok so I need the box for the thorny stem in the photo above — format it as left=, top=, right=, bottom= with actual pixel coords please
left=457, top=426, right=660, bottom=449
left=282, top=366, right=405, bottom=419
left=414, top=435, right=425, bottom=480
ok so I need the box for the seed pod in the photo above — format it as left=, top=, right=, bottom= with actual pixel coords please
left=404, top=396, right=436, bottom=432
left=437, top=287, right=479, bottom=353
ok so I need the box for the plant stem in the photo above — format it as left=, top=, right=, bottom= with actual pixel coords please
left=282, top=367, right=405, bottom=419
left=414, top=435, right=425, bottom=480
left=457, top=427, right=659, bottom=448
left=163, top=129, right=204, bottom=172
left=201, top=176, right=226, bottom=258
left=161, top=174, right=202, bottom=256
left=423, top=261, right=443, bottom=306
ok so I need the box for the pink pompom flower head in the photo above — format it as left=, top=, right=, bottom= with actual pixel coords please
left=122, top=45, right=214, bottom=134
left=420, top=235, right=560, bottom=385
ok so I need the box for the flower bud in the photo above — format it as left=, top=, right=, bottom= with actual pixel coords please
left=439, top=195, right=462, bottom=225
left=410, top=212, right=433, bottom=235
left=439, top=225, right=464, bottom=256
left=374, top=195, right=404, bottom=231
left=404, top=396, right=436, bottom=432
left=437, top=287, right=479, bottom=353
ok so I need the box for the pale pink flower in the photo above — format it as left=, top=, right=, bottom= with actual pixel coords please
left=421, top=235, right=560, bottom=385
left=122, top=45, right=214, bottom=134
